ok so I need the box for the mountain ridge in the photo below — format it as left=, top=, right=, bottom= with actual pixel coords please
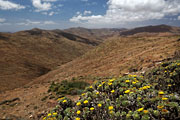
left=119, top=24, right=180, bottom=36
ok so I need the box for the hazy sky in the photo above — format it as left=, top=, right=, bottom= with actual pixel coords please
left=0, top=0, right=180, bottom=32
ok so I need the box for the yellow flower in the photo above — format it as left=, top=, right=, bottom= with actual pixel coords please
left=168, top=84, right=172, bottom=87
left=165, top=71, right=167, bottom=73
left=89, top=86, right=93, bottom=88
left=137, top=108, right=144, bottom=112
left=159, top=91, right=164, bottom=95
left=48, top=113, right=51, bottom=116
left=125, top=80, right=130, bottom=83
left=139, top=88, right=143, bottom=90
left=98, top=84, right=102, bottom=87
left=133, top=87, right=136, bottom=89
left=137, top=97, right=141, bottom=100
left=108, top=83, right=112, bottom=86
left=157, top=105, right=164, bottom=109
left=109, top=111, right=113, bottom=114
left=76, top=117, right=80, bottom=120
left=111, top=90, right=115, bottom=93
left=63, top=100, right=67, bottom=103
left=132, top=81, right=136, bottom=84
left=57, top=97, right=65, bottom=101
left=140, top=85, right=150, bottom=90
left=130, top=92, right=133, bottom=94
left=84, top=100, right=88, bottom=104
left=76, top=102, right=81, bottom=106
left=43, top=117, right=46, bottom=120
left=81, top=93, right=85, bottom=96
left=96, top=92, right=100, bottom=95
left=98, top=104, right=102, bottom=107
left=133, top=75, right=137, bottom=77
left=124, top=90, right=130, bottom=94
left=142, top=86, right=147, bottom=89
left=52, top=112, right=57, bottom=116
left=102, top=81, right=105, bottom=84
left=90, top=107, right=94, bottom=111
left=109, top=106, right=114, bottom=110
left=162, top=97, right=168, bottom=100
left=135, top=80, right=139, bottom=83
left=77, top=110, right=81, bottom=115
left=128, top=74, right=132, bottom=77
left=109, top=78, right=115, bottom=82
left=143, top=110, right=149, bottom=114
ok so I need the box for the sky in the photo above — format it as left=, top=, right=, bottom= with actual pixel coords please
left=0, top=0, right=180, bottom=32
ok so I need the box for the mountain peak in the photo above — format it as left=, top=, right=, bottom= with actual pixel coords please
left=31, top=28, right=43, bottom=31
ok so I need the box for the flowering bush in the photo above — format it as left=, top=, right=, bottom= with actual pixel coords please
left=144, top=60, right=180, bottom=94
left=43, top=60, right=180, bottom=120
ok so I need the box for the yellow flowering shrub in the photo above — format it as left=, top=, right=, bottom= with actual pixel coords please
left=144, top=60, right=180, bottom=94
left=43, top=60, right=180, bottom=120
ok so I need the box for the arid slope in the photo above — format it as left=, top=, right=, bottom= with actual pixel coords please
left=34, top=34, right=180, bottom=84
left=0, top=28, right=98, bottom=92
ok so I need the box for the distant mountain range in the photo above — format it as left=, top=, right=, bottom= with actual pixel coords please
left=65, top=25, right=180, bottom=37
left=119, top=24, right=180, bottom=36
left=64, top=27, right=126, bottom=41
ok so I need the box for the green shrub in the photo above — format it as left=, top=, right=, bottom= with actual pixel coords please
left=48, top=80, right=90, bottom=95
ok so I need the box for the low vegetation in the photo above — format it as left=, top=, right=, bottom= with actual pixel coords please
left=48, top=80, right=90, bottom=95
left=48, top=76, right=113, bottom=96
left=43, top=60, right=180, bottom=120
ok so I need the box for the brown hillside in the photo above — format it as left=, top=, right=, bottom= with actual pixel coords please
left=33, top=34, right=180, bottom=84
left=120, top=25, right=180, bottom=36
left=0, top=28, right=99, bottom=92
